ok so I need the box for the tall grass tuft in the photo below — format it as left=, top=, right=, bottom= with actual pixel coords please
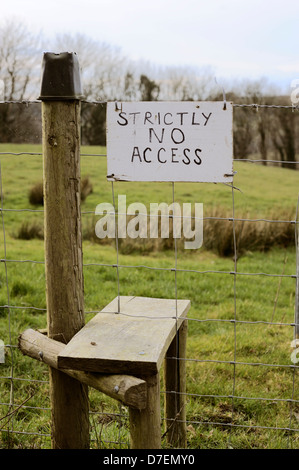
left=28, top=177, right=93, bottom=206
left=203, top=208, right=295, bottom=257
left=84, top=207, right=295, bottom=257
left=29, top=182, right=43, bottom=205
left=14, top=221, right=44, bottom=240
left=80, top=177, right=93, bottom=202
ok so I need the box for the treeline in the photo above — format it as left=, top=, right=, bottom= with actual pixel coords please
left=0, top=19, right=298, bottom=167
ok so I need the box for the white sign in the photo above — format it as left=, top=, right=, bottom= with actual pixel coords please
left=106, top=101, right=233, bottom=183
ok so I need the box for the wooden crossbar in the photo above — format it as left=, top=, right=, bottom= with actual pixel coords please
left=18, top=329, right=147, bottom=409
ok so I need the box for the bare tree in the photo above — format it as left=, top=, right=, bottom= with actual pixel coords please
left=51, top=32, right=128, bottom=146
left=0, top=19, right=41, bottom=101
left=51, top=32, right=128, bottom=101
left=0, top=19, right=42, bottom=142
left=243, top=81, right=272, bottom=165
left=158, top=65, right=217, bottom=101
left=270, top=104, right=297, bottom=169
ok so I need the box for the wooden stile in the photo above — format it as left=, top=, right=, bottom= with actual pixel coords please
left=56, top=295, right=190, bottom=449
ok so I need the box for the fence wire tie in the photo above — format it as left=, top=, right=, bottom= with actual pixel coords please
left=115, top=101, right=122, bottom=112
left=222, top=87, right=227, bottom=110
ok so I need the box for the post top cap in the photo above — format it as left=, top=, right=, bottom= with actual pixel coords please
left=39, top=52, right=84, bottom=101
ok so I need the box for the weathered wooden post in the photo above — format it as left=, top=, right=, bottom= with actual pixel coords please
left=129, top=373, right=161, bottom=449
left=164, top=320, right=187, bottom=448
left=40, top=52, right=89, bottom=449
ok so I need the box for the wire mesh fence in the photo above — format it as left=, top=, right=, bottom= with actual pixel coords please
left=0, top=99, right=298, bottom=449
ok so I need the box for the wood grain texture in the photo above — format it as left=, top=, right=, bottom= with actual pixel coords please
left=164, top=319, right=188, bottom=448
left=57, top=296, right=190, bottom=376
left=129, top=373, right=161, bottom=449
left=42, top=100, right=89, bottom=449
left=18, top=329, right=147, bottom=409
left=42, top=101, right=84, bottom=343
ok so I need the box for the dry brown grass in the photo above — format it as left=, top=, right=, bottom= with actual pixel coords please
left=28, top=182, right=43, bottom=205
left=202, top=208, right=295, bottom=257
left=83, top=207, right=295, bottom=257
left=28, top=177, right=93, bottom=206
left=14, top=221, right=44, bottom=240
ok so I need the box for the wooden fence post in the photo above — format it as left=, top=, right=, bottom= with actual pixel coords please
left=40, top=52, right=89, bottom=449
left=129, top=373, right=161, bottom=449
left=164, top=319, right=187, bottom=448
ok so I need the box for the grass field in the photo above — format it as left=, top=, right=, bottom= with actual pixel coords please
left=0, top=143, right=298, bottom=449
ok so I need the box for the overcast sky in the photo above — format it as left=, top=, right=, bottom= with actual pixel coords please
left=1, top=0, right=299, bottom=93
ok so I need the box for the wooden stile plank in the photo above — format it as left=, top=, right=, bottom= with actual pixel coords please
left=58, top=296, right=190, bottom=376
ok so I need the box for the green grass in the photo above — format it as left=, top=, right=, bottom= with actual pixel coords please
left=0, top=144, right=298, bottom=449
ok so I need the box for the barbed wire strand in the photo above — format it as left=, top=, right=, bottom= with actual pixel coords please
left=1, top=99, right=299, bottom=109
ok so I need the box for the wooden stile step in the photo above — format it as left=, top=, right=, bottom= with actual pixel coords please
left=58, top=296, right=190, bottom=376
